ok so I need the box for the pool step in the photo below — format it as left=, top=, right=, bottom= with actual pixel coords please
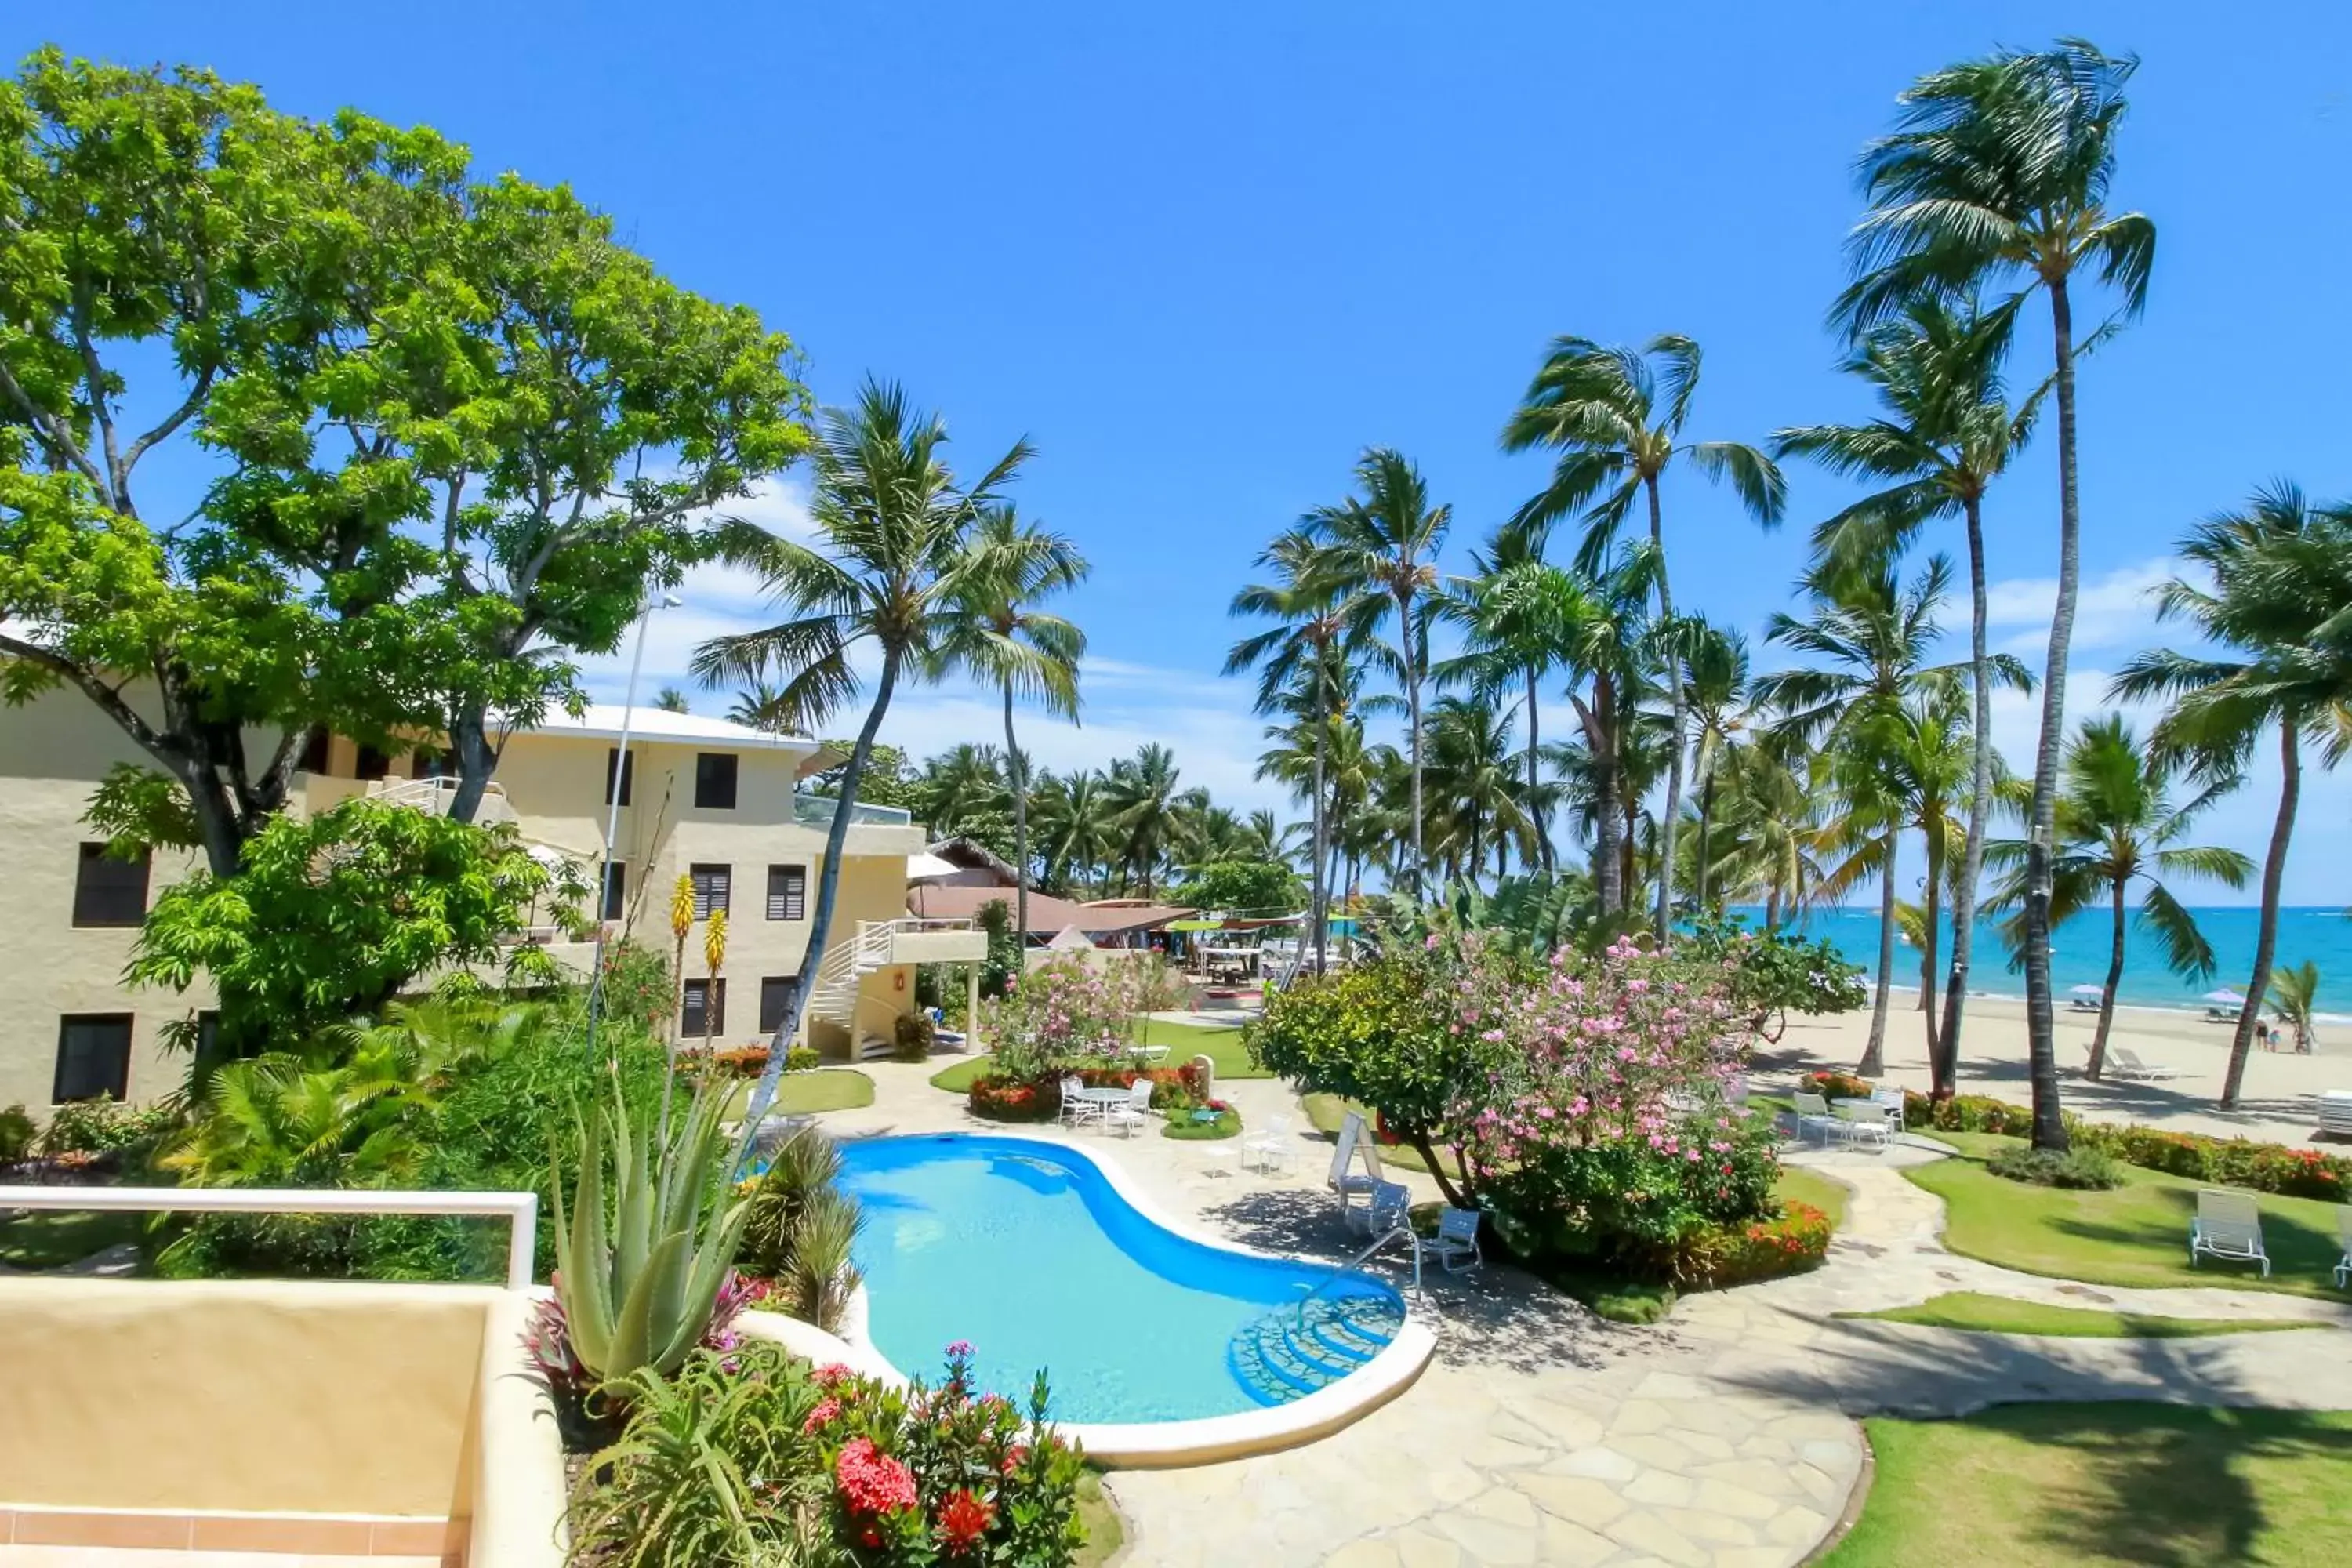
left=1227, top=1291, right=1405, bottom=1408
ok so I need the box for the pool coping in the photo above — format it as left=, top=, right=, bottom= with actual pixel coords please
left=800, top=1127, right=1439, bottom=1468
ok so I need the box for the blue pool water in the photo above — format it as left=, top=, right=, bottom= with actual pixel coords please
left=834, top=1134, right=1397, bottom=1424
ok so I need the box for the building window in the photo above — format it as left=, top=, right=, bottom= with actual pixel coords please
left=690, top=863, right=731, bottom=920
left=296, top=727, right=331, bottom=775
left=194, top=1010, right=221, bottom=1061
left=54, top=1014, right=133, bottom=1103
left=411, top=745, right=452, bottom=779
left=72, top=843, right=151, bottom=927
left=681, top=978, right=726, bottom=1037
left=766, top=864, right=808, bottom=921
left=355, top=744, right=392, bottom=781
left=604, top=747, right=635, bottom=808
left=758, top=976, right=799, bottom=1034
left=601, top=861, right=627, bottom=922
left=695, top=752, right=739, bottom=810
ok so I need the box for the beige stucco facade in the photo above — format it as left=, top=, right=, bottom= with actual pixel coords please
left=0, top=691, right=976, bottom=1109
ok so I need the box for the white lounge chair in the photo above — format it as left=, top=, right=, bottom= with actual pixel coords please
left=1348, top=1178, right=1413, bottom=1240
left=2190, top=1189, right=2270, bottom=1277
left=2108, top=1047, right=2180, bottom=1082
left=1243, top=1113, right=1296, bottom=1174
left=1327, top=1111, right=1382, bottom=1212
left=1428, top=1206, right=1483, bottom=1273
left=1835, top=1099, right=1892, bottom=1152
left=1058, top=1075, right=1098, bottom=1128
left=2317, top=1091, right=2352, bottom=1138
left=1792, top=1091, right=1841, bottom=1146
left=2334, top=1206, right=2351, bottom=1290
left=1107, top=1078, right=1156, bottom=1138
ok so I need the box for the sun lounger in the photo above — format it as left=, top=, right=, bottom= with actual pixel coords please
left=2189, top=1189, right=2270, bottom=1277
left=2318, top=1091, right=2352, bottom=1139
left=2069, top=996, right=2102, bottom=1012
left=2107, top=1047, right=2180, bottom=1082
left=1327, top=1110, right=1382, bottom=1211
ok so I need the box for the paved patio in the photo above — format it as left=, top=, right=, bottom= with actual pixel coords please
left=811, top=1055, right=2352, bottom=1567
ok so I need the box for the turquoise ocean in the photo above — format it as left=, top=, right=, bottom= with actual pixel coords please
left=1737, top=906, right=2352, bottom=1016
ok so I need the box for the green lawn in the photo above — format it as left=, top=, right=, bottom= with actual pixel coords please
left=926, top=1021, right=1262, bottom=1094
left=723, top=1069, right=875, bottom=1118
left=1074, top=1472, right=1123, bottom=1566
left=1906, top=1132, right=2351, bottom=1298
left=1775, top=1163, right=1851, bottom=1230
left=1820, top=1404, right=2352, bottom=1567
left=0, top=1207, right=143, bottom=1272
left=1162, top=1107, right=1241, bottom=1142
left=1838, top=1290, right=2322, bottom=1339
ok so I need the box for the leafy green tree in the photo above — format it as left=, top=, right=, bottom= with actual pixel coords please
left=2267, top=962, right=2321, bottom=1056
left=1306, top=449, right=1453, bottom=895
left=934, top=505, right=1088, bottom=939
left=2114, top=485, right=2352, bottom=1104
left=1987, top=716, right=2252, bottom=1080
left=1775, top=298, right=2042, bottom=1067
left=691, top=379, right=1033, bottom=1129
left=1841, top=37, right=2154, bottom=1151
left=1502, top=332, right=1784, bottom=931
left=125, top=800, right=561, bottom=1076
left=1178, top=859, right=1304, bottom=917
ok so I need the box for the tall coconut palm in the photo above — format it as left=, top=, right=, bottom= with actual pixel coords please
left=1102, top=743, right=1199, bottom=898
left=1709, top=736, right=1828, bottom=927
left=1543, top=546, right=1662, bottom=917
left=1422, top=696, right=1537, bottom=884
left=1228, top=528, right=1370, bottom=973
left=1434, top=528, right=1581, bottom=873
left=1031, top=768, right=1114, bottom=895
left=1773, top=296, right=2042, bottom=1073
left=1987, top=715, right=2252, bottom=1080
left=1679, top=621, right=1756, bottom=913
left=934, top=505, right=1089, bottom=942
left=1839, top=37, right=2154, bottom=1150
left=1502, top=332, right=1785, bottom=931
left=1306, top=449, right=1452, bottom=898
left=2113, top=485, right=2352, bottom=1105
left=692, top=378, right=1033, bottom=1133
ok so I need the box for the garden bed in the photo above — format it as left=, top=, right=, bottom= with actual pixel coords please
left=1835, top=1291, right=2324, bottom=1338
left=1161, top=1105, right=1240, bottom=1141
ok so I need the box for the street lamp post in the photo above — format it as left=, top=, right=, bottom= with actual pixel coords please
left=584, top=592, right=683, bottom=1064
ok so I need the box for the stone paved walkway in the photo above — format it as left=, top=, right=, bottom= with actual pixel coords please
left=808, top=1055, right=2352, bottom=1567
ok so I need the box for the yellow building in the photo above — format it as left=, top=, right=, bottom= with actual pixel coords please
left=0, top=692, right=980, bottom=1110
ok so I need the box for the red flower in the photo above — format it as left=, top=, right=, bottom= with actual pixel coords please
left=803, top=1398, right=842, bottom=1433
left=836, top=1437, right=919, bottom=1517
left=1001, top=1444, right=1029, bottom=1475
left=937, top=1489, right=995, bottom=1554
left=813, top=1362, right=855, bottom=1389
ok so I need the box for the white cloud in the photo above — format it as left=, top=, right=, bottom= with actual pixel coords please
left=1983, top=557, right=2175, bottom=657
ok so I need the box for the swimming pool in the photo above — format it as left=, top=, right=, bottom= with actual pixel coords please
left=834, top=1133, right=1406, bottom=1425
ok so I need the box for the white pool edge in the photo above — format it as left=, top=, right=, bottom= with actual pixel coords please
left=769, top=1128, right=1440, bottom=1468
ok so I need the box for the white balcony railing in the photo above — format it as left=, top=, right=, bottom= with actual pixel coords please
left=792, top=793, right=913, bottom=829
left=0, top=1185, right=539, bottom=1290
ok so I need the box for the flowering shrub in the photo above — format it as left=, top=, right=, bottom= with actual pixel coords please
left=1900, top=1091, right=2038, bottom=1138
left=1802, top=1070, right=1878, bottom=1102
left=985, top=956, right=1140, bottom=1080
left=1662, top=1201, right=1834, bottom=1288
left=969, top=1062, right=1210, bottom=1123
left=967, top=1076, right=1053, bottom=1121
left=1901, top=1091, right=2352, bottom=1202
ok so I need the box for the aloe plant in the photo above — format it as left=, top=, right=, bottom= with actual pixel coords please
left=552, top=1081, right=753, bottom=1385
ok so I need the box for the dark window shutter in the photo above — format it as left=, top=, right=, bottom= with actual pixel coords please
left=605, top=748, right=635, bottom=807
left=759, top=976, right=798, bottom=1034
left=355, top=745, right=391, bottom=781
left=766, top=864, right=808, bottom=921
left=53, top=1014, right=133, bottom=1103
left=683, top=978, right=726, bottom=1036
left=690, top=863, right=731, bottom=920
left=695, top=752, right=739, bottom=809
left=72, top=844, right=151, bottom=927
left=601, top=862, right=626, bottom=921
left=296, top=728, right=331, bottom=775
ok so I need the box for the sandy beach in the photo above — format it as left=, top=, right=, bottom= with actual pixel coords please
left=1771, top=994, right=2350, bottom=1149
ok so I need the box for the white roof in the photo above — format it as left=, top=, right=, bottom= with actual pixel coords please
left=906, top=851, right=961, bottom=880
left=515, top=703, right=816, bottom=752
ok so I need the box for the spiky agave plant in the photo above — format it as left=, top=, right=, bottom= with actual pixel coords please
left=552, top=1080, right=753, bottom=1387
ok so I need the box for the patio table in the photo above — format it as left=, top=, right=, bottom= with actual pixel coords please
left=1068, top=1086, right=1133, bottom=1128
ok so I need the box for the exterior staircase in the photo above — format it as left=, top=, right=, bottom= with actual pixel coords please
left=1226, top=1286, right=1404, bottom=1406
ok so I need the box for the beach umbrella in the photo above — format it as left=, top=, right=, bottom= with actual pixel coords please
left=2202, top=989, right=2245, bottom=1005
left=2069, top=985, right=2104, bottom=998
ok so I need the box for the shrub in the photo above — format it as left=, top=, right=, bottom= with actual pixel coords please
left=1802, top=1069, right=1878, bottom=1102
left=967, top=1076, right=1054, bottom=1122
left=786, top=1044, right=821, bottom=1073
left=736, top=1127, right=865, bottom=1334
left=1986, top=1144, right=2124, bottom=1190
left=1162, top=1101, right=1240, bottom=1141
left=1666, top=1201, right=1834, bottom=1289
left=984, top=956, right=1137, bottom=1080
left=892, top=1012, right=936, bottom=1063
left=1073, top=1062, right=1208, bottom=1109
left=1681, top=913, right=1868, bottom=1028
left=595, top=939, right=674, bottom=1030
left=1900, top=1092, right=2038, bottom=1138
left=0, top=1104, right=33, bottom=1165
left=35, top=1095, right=179, bottom=1158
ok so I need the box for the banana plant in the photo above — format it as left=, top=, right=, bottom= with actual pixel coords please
left=552, top=1080, right=753, bottom=1385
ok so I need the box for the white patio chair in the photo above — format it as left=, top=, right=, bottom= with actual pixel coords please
left=1428, top=1206, right=1483, bottom=1273
left=1348, top=1178, right=1413, bottom=1240
left=1107, top=1078, right=1156, bottom=1138
left=1328, top=1111, right=1382, bottom=1211
left=2108, top=1047, right=2180, bottom=1082
left=1792, top=1091, right=1842, bottom=1146
left=2190, top=1189, right=2270, bottom=1277
left=1058, top=1075, right=1099, bottom=1129
left=1834, top=1099, right=1892, bottom=1152
left=1867, top=1087, right=1907, bottom=1134
left=2335, top=1206, right=2350, bottom=1290
left=1242, top=1113, right=1296, bottom=1174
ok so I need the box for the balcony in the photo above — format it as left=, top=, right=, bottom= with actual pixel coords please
left=791, top=793, right=913, bottom=828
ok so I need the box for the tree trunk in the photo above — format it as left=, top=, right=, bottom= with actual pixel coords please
left=1860, top=826, right=1896, bottom=1077
left=2019, top=279, right=2079, bottom=1154
left=2223, top=724, right=2299, bottom=1107
left=1582, top=687, right=1623, bottom=917
left=1004, top=682, right=1029, bottom=946
left=1526, top=666, right=1552, bottom=873
left=1935, top=493, right=1994, bottom=1099
left=1403, top=590, right=1425, bottom=899
left=736, top=645, right=904, bottom=1145
left=1694, top=767, right=1717, bottom=912
left=1311, top=704, right=1329, bottom=977
left=445, top=706, right=499, bottom=826
left=1648, top=477, right=1684, bottom=935
left=1920, top=850, right=1942, bottom=1068
left=2086, top=879, right=2126, bottom=1080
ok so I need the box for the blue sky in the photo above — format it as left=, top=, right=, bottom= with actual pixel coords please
left=15, top=5, right=2352, bottom=903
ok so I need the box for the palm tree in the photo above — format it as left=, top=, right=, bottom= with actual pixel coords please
left=1708, top=735, right=1828, bottom=927
left=2114, top=485, right=2352, bottom=1105
left=1544, top=546, right=1661, bottom=916
left=692, top=378, right=1033, bottom=1131
left=726, top=680, right=818, bottom=735
left=934, top=505, right=1089, bottom=942
left=910, top=744, right=1012, bottom=850
left=2268, top=962, right=2321, bottom=1055
left=1422, top=696, right=1535, bottom=883
left=1839, top=37, right=2154, bottom=1151
left=1031, top=768, right=1114, bottom=895
left=1306, top=449, right=1452, bottom=897
left=1228, top=528, right=1370, bottom=973
left=1502, top=332, right=1785, bottom=931
left=652, top=686, right=691, bottom=714
left=1679, top=621, right=1755, bottom=913
left=1102, top=743, right=1197, bottom=898
left=1774, top=296, right=2042, bottom=1070
left=1987, top=716, right=2253, bottom=1080
left=1434, top=528, right=1581, bottom=873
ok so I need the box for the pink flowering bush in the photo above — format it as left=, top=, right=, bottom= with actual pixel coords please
left=984, top=956, right=1140, bottom=1080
